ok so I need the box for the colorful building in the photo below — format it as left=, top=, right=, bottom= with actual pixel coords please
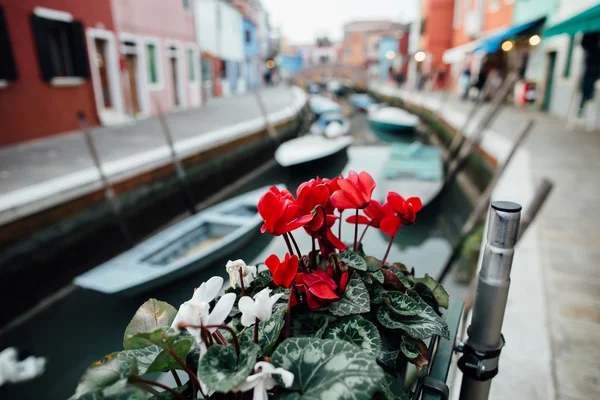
left=418, top=0, right=455, bottom=87
left=340, top=20, right=402, bottom=68
left=243, top=18, right=260, bottom=88
left=111, top=0, right=200, bottom=118
left=0, top=0, right=115, bottom=146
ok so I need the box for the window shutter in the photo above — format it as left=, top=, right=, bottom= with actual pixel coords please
left=68, top=20, right=90, bottom=78
left=30, top=14, right=53, bottom=82
left=0, top=6, right=17, bottom=81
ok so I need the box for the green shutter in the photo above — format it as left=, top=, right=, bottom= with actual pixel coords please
left=563, top=35, right=575, bottom=78
left=188, top=50, right=195, bottom=81
left=147, top=44, right=157, bottom=84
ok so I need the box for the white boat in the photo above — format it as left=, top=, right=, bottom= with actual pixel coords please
left=74, top=185, right=278, bottom=296
left=309, top=95, right=342, bottom=116
left=275, top=135, right=354, bottom=167
left=310, top=111, right=351, bottom=138
left=368, top=107, right=419, bottom=134
left=379, top=143, right=444, bottom=207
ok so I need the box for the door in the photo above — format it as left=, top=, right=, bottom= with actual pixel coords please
left=170, top=56, right=181, bottom=106
left=542, top=51, right=557, bottom=111
left=124, top=54, right=141, bottom=114
left=94, top=38, right=112, bottom=109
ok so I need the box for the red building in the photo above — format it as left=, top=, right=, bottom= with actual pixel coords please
left=419, top=0, right=455, bottom=87
left=0, top=0, right=115, bottom=147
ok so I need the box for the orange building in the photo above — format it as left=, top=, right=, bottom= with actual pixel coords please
left=418, top=0, right=455, bottom=86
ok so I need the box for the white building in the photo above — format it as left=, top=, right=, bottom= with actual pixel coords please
left=407, top=10, right=422, bottom=88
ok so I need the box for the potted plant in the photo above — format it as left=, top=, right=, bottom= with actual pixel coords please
left=72, top=171, right=450, bottom=400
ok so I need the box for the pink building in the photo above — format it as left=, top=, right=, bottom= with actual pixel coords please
left=107, top=0, right=201, bottom=120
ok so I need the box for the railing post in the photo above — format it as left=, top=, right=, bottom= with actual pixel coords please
left=458, top=201, right=521, bottom=400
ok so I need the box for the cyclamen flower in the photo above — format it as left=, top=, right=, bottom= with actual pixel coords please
left=234, top=361, right=294, bottom=400
left=345, top=200, right=393, bottom=229
left=171, top=276, right=236, bottom=344
left=330, top=170, right=376, bottom=210
left=379, top=193, right=422, bottom=236
left=0, top=347, right=46, bottom=387
left=226, top=259, right=257, bottom=289
left=258, top=186, right=312, bottom=235
left=265, top=253, right=299, bottom=288
left=238, top=288, right=283, bottom=327
left=294, top=270, right=340, bottom=309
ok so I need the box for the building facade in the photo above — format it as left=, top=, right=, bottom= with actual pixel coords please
left=111, top=0, right=200, bottom=118
left=243, top=18, right=259, bottom=88
left=0, top=0, right=115, bottom=146
left=419, top=0, right=454, bottom=86
left=340, top=20, right=402, bottom=68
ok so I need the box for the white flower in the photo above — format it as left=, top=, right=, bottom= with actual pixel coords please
left=171, top=276, right=236, bottom=344
left=226, top=259, right=257, bottom=289
left=235, top=361, right=294, bottom=400
left=0, top=347, right=46, bottom=387
left=238, top=288, right=283, bottom=327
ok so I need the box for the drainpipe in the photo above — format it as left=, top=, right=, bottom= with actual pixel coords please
left=458, top=201, right=521, bottom=400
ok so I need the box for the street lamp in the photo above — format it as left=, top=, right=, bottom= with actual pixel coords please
left=414, top=51, right=426, bottom=62
left=529, top=35, right=541, bottom=46
left=501, top=41, right=513, bottom=52
left=385, top=50, right=396, bottom=60
left=266, top=60, right=275, bottom=69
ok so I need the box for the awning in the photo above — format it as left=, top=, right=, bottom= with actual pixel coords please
left=442, top=39, right=484, bottom=64
left=544, top=4, right=600, bottom=37
left=474, top=17, right=546, bottom=54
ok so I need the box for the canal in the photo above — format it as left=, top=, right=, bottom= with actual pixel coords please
left=0, top=107, right=473, bottom=400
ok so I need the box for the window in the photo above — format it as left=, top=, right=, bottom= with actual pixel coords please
left=345, top=48, right=351, bottom=56
left=563, top=35, right=575, bottom=78
left=245, top=29, right=251, bottom=44
left=182, top=0, right=191, bottom=12
left=221, top=61, right=227, bottom=79
left=30, top=9, right=89, bottom=83
left=202, top=58, right=212, bottom=82
left=187, top=49, right=196, bottom=81
left=0, top=6, right=17, bottom=83
left=146, top=42, right=159, bottom=84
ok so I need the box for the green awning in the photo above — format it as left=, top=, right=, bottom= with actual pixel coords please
left=544, top=4, right=600, bottom=37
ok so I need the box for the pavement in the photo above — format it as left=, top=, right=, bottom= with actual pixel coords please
left=372, top=84, right=600, bottom=400
left=0, top=86, right=305, bottom=224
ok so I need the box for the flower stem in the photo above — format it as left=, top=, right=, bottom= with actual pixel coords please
left=238, top=268, right=246, bottom=296
left=353, top=209, right=359, bottom=251
left=338, top=209, right=343, bottom=238
left=289, top=232, right=302, bottom=258
left=380, top=235, right=395, bottom=266
left=166, top=346, right=206, bottom=399
left=131, top=380, right=159, bottom=395
left=132, top=373, right=188, bottom=400
left=171, top=369, right=183, bottom=387
left=254, top=318, right=260, bottom=344
left=213, top=330, right=229, bottom=345
left=202, top=324, right=240, bottom=359
left=357, top=220, right=375, bottom=248
left=284, top=283, right=295, bottom=338
left=311, top=233, right=316, bottom=268
left=283, top=234, right=295, bottom=256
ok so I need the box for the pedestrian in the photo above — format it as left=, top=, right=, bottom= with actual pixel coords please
left=459, top=67, right=471, bottom=101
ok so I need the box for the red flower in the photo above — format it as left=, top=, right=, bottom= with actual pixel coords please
left=387, top=192, right=422, bottom=225
left=345, top=200, right=393, bottom=229
left=330, top=171, right=376, bottom=210
left=295, top=181, right=332, bottom=232
left=258, top=186, right=312, bottom=236
left=265, top=253, right=298, bottom=288
left=295, top=270, right=340, bottom=309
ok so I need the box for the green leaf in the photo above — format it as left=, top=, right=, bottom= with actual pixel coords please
left=381, top=268, right=412, bottom=290
left=290, top=313, right=330, bottom=338
left=197, top=342, right=259, bottom=393
left=376, top=306, right=450, bottom=340
left=271, top=338, right=384, bottom=400
left=249, top=270, right=273, bottom=294
left=79, top=380, right=152, bottom=400
left=377, top=349, right=400, bottom=371
left=370, top=270, right=385, bottom=284
left=327, top=275, right=370, bottom=317
left=241, top=309, right=285, bottom=356
left=370, top=285, right=388, bottom=304
left=407, top=274, right=449, bottom=309
left=384, top=292, right=421, bottom=316
left=376, top=372, right=409, bottom=400
left=123, top=299, right=177, bottom=350
left=150, top=384, right=188, bottom=399
left=324, top=315, right=381, bottom=358
left=365, top=256, right=382, bottom=271
left=146, top=338, right=193, bottom=373
left=124, top=328, right=180, bottom=351
left=74, top=353, right=138, bottom=398
left=399, top=338, right=419, bottom=359
left=339, top=250, right=368, bottom=271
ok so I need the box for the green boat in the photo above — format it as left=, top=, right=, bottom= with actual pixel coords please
left=368, top=106, right=420, bottom=134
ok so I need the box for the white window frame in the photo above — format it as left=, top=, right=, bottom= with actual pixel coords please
left=186, top=44, right=200, bottom=83
left=489, top=0, right=500, bottom=13
left=144, top=36, right=164, bottom=91
left=119, top=32, right=151, bottom=117
left=186, top=43, right=201, bottom=107
left=164, top=39, right=187, bottom=109
left=86, top=28, right=125, bottom=125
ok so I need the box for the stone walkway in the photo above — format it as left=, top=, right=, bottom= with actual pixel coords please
left=374, top=85, right=600, bottom=400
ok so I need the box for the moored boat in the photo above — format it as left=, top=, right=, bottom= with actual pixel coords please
left=275, top=135, right=353, bottom=167
left=310, top=111, right=351, bottom=138
left=367, top=106, right=419, bottom=134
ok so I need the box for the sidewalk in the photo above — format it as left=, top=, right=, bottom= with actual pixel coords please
left=373, top=85, right=600, bottom=399
left=0, top=86, right=305, bottom=225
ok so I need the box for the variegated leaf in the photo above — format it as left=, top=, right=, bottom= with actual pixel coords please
left=324, top=315, right=381, bottom=358
left=328, top=275, right=370, bottom=317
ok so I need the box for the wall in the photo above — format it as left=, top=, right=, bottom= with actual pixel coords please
left=420, top=0, right=455, bottom=74
left=243, top=18, right=258, bottom=57
left=0, top=0, right=113, bottom=147
left=195, top=0, right=218, bottom=55
left=311, top=46, right=338, bottom=65
left=482, top=0, right=514, bottom=33
left=379, top=37, right=399, bottom=80
left=341, top=30, right=368, bottom=67
left=111, top=0, right=198, bottom=115
left=220, top=1, right=244, bottom=62
left=514, top=0, right=559, bottom=25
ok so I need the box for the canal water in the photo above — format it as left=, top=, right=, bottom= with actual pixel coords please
left=0, top=109, right=473, bottom=400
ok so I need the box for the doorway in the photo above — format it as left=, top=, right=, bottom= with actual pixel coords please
left=94, top=38, right=113, bottom=110
left=124, top=54, right=141, bottom=114
left=170, top=56, right=181, bottom=106
left=542, top=51, right=557, bottom=111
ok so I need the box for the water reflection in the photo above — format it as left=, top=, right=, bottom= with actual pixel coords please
left=1, top=113, right=472, bottom=400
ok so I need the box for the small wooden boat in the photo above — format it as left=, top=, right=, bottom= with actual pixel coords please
left=349, top=94, right=376, bottom=111
left=310, top=111, right=350, bottom=138
left=275, top=135, right=353, bottom=167
left=309, top=95, right=342, bottom=117
left=379, top=143, right=444, bottom=207
left=74, top=185, right=279, bottom=296
left=368, top=107, right=419, bottom=134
